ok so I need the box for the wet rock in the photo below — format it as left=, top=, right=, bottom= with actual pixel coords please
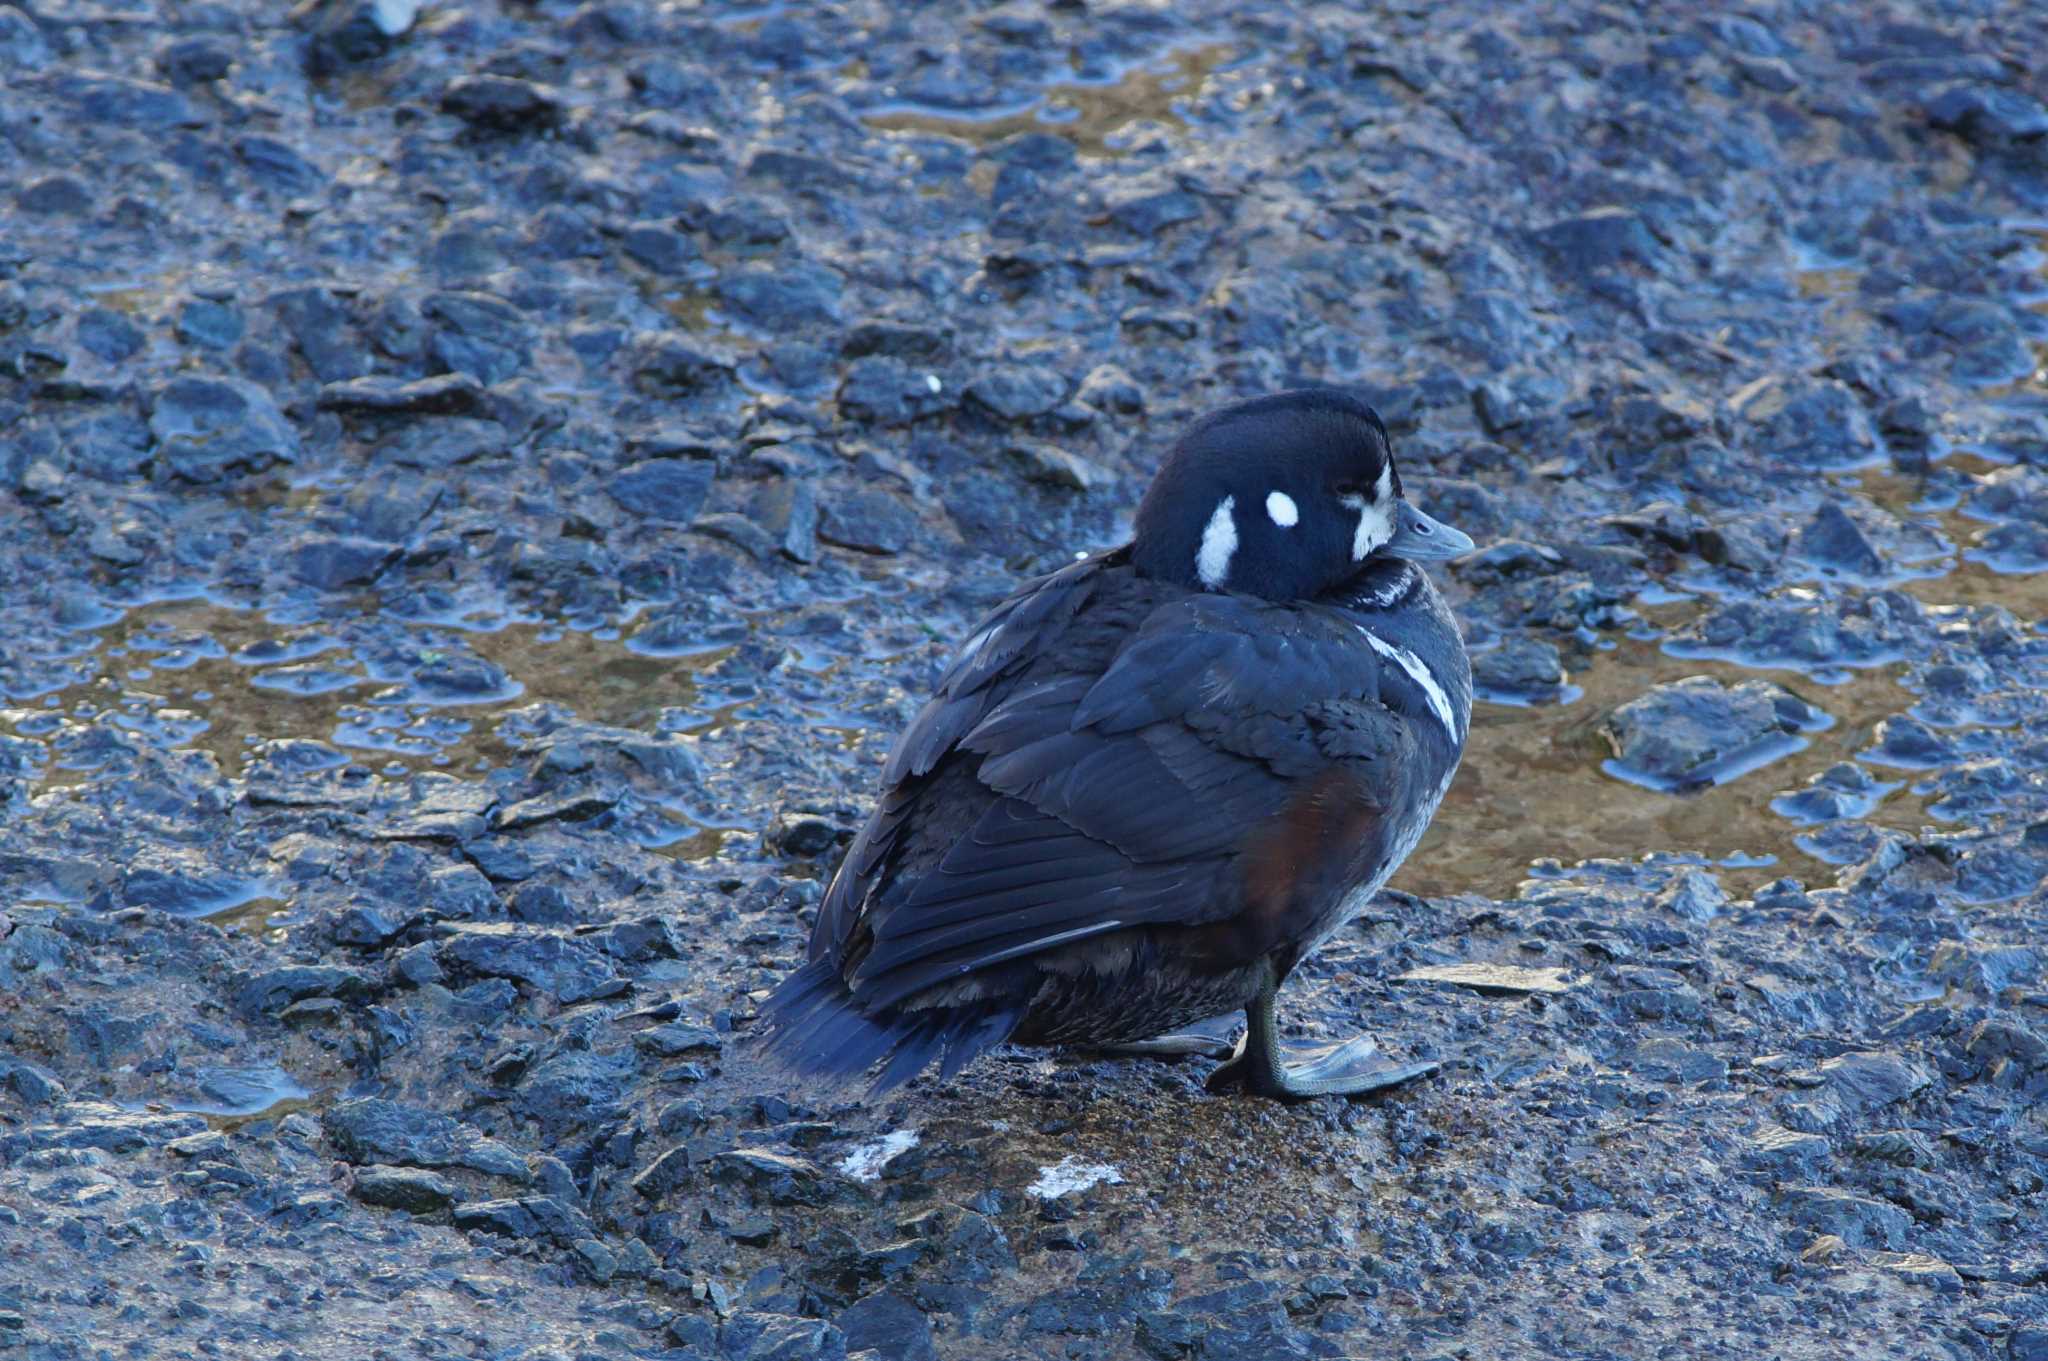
left=1656, top=869, right=1728, bottom=922
left=149, top=375, right=301, bottom=482
left=1922, top=84, right=2048, bottom=149
left=318, top=373, right=484, bottom=416
left=288, top=536, right=400, bottom=590
left=1005, top=438, right=1107, bottom=492
left=1602, top=676, right=1820, bottom=791
left=1472, top=635, right=1566, bottom=702
left=1531, top=208, right=1663, bottom=276
left=965, top=364, right=1069, bottom=423
left=836, top=1293, right=935, bottom=1361
left=1779, top=1186, right=1911, bottom=1250
left=1867, top=715, right=1955, bottom=768
left=838, top=357, right=953, bottom=426
left=51, top=73, right=204, bottom=129
left=1734, top=379, right=1879, bottom=469
left=234, top=965, right=374, bottom=1017
left=721, top=1315, right=847, bottom=1361
left=819, top=488, right=917, bottom=555
left=1796, top=502, right=1885, bottom=576
left=325, top=1098, right=526, bottom=1178
left=611, top=458, right=714, bottom=523
left=351, top=1165, right=458, bottom=1213
left=716, top=264, right=843, bottom=332
left=1742, top=1125, right=1831, bottom=1171
left=424, top=291, right=531, bottom=385
left=0, top=6, right=49, bottom=69
left=441, top=75, right=563, bottom=134
left=710, top=1148, right=836, bottom=1206
left=438, top=928, right=626, bottom=1003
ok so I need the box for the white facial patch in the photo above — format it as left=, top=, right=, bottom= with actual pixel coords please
left=1357, top=626, right=1461, bottom=742
left=1265, top=491, right=1298, bottom=528
left=1341, top=493, right=1395, bottom=561
left=1195, top=495, right=1237, bottom=588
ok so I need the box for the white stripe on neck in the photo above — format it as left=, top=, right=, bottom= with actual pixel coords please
left=1357, top=626, right=1460, bottom=741
left=1195, top=496, right=1237, bottom=589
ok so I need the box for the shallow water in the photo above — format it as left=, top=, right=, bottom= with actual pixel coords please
left=864, top=41, right=1240, bottom=156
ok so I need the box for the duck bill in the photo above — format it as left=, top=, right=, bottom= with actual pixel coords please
left=1384, top=502, right=1474, bottom=561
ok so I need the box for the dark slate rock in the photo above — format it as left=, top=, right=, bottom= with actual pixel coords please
left=1779, top=1186, right=1911, bottom=1249
left=351, top=1165, right=458, bottom=1213
left=149, top=375, right=301, bottom=481
left=819, top=488, right=917, bottom=555
left=1922, top=84, right=2048, bottom=147
left=159, top=36, right=234, bottom=84
left=629, top=336, right=738, bottom=398
left=438, top=930, right=626, bottom=1003
left=1602, top=676, right=1820, bottom=791
left=440, top=75, right=563, bottom=134
left=325, top=1097, right=526, bottom=1178
left=177, top=298, right=243, bottom=350
left=1867, top=715, right=1956, bottom=768
left=76, top=308, right=143, bottom=363
left=237, top=136, right=322, bottom=195
left=620, top=221, right=698, bottom=275
left=451, top=1197, right=544, bottom=1240
left=722, top=1315, right=847, bottom=1361
left=709, top=1148, right=835, bottom=1206
left=716, top=264, right=843, bottom=332
left=1472, top=635, right=1567, bottom=702
left=19, top=175, right=94, bottom=216
left=838, top=356, right=953, bottom=425
left=1736, top=379, right=1879, bottom=469
left=0, top=1057, right=66, bottom=1106
left=52, top=73, right=204, bottom=128
left=611, top=458, right=714, bottom=522
left=1531, top=208, right=1663, bottom=275
left=1104, top=188, right=1202, bottom=236
left=964, top=364, right=1068, bottom=422
left=288, top=535, right=400, bottom=589
left=272, top=288, right=368, bottom=382
left=1796, top=502, right=1885, bottom=575
left=837, top=1293, right=935, bottom=1361
left=424, top=292, right=531, bottom=385
left=0, top=5, right=50, bottom=68
left=234, top=965, right=374, bottom=1017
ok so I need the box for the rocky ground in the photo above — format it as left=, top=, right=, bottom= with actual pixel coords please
left=3, top=0, right=2047, bottom=1357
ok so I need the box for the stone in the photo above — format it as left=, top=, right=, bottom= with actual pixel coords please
left=1779, top=1186, right=1911, bottom=1249
left=1602, top=676, right=1820, bottom=791
left=612, top=458, right=714, bottom=523
left=149, top=376, right=301, bottom=481
left=351, top=1165, right=458, bottom=1213
left=440, top=76, right=562, bottom=134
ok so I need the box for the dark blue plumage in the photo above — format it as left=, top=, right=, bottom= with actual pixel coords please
left=754, top=389, right=1476, bottom=1100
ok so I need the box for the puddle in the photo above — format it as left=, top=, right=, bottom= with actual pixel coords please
left=0, top=600, right=741, bottom=784
left=864, top=41, right=1237, bottom=156
left=1394, top=630, right=1935, bottom=903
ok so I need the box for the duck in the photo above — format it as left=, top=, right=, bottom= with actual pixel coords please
left=754, top=388, right=1475, bottom=1100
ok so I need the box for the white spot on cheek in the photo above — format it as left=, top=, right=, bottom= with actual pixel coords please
left=1342, top=494, right=1394, bottom=561
left=1195, top=495, right=1237, bottom=588
left=1375, top=463, right=1393, bottom=502
left=1265, top=491, right=1298, bottom=528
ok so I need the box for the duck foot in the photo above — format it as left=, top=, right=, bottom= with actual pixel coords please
left=1093, top=1014, right=1243, bottom=1061
left=1204, top=963, right=1440, bottom=1101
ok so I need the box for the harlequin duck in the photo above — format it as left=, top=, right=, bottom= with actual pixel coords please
left=755, top=388, right=1475, bottom=1100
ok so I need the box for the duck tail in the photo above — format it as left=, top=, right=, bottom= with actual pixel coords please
left=751, top=959, right=1022, bottom=1098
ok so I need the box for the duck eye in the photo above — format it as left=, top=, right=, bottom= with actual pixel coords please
left=1332, top=480, right=1371, bottom=499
